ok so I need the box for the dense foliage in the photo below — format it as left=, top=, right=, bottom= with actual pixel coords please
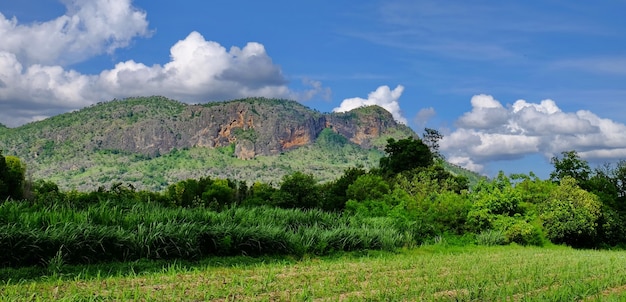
left=3, top=138, right=626, bottom=269
left=0, top=201, right=403, bottom=268
left=0, top=151, right=26, bottom=201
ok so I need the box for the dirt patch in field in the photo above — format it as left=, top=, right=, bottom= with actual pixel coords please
left=433, top=288, right=470, bottom=299
left=584, top=284, right=626, bottom=300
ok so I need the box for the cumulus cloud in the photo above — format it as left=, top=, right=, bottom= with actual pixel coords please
left=0, top=0, right=150, bottom=66
left=413, top=107, right=436, bottom=129
left=333, top=85, right=407, bottom=124
left=0, top=2, right=329, bottom=127
left=441, top=94, right=626, bottom=173
left=457, top=94, right=509, bottom=129
left=97, top=31, right=293, bottom=102
left=296, top=78, right=332, bottom=101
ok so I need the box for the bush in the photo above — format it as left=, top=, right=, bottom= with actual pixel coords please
left=540, top=177, right=602, bottom=247
left=466, top=173, right=522, bottom=233
left=491, top=216, right=544, bottom=246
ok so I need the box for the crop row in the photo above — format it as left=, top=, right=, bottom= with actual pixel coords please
left=0, top=200, right=405, bottom=268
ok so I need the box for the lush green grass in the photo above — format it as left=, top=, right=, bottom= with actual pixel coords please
left=2, top=245, right=626, bottom=301
left=0, top=200, right=406, bottom=268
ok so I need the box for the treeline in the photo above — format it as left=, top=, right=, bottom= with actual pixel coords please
left=3, top=134, right=626, bottom=268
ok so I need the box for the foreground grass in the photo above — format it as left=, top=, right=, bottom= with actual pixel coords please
left=2, top=245, right=626, bottom=301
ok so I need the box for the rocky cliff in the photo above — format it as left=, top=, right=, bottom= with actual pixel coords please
left=0, top=96, right=417, bottom=190
left=1, top=96, right=414, bottom=160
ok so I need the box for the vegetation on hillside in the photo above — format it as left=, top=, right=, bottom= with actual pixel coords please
left=0, top=96, right=421, bottom=190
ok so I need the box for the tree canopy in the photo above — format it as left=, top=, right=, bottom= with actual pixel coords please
left=550, top=150, right=591, bottom=184
left=379, top=137, right=433, bottom=177
left=0, top=151, right=26, bottom=201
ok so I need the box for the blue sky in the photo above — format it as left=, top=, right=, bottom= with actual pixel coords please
left=1, top=1, right=625, bottom=178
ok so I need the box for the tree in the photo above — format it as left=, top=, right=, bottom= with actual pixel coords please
left=585, top=164, right=619, bottom=208
left=466, top=172, right=522, bottom=232
left=422, top=128, right=444, bottom=159
left=540, top=176, right=602, bottom=247
left=243, top=181, right=277, bottom=206
left=0, top=152, right=26, bottom=200
left=275, top=171, right=320, bottom=209
left=550, top=150, right=591, bottom=184
left=613, top=160, right=626, bottom=202
left=346, top=174, right=390, bottom=202
left=319, top=166, right=366, bottom=211
left=167, top=178, right=201, bottom=207
left=202, top=179, right=235, bottom=209
left=379, top=137, right=433, bottom=177
left=0, top=151, right=8, bottom=200
left=397, top=164, right=469, bottom=194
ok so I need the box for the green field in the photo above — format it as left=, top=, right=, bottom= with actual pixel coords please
left=2, top=245, right=626, bottom=301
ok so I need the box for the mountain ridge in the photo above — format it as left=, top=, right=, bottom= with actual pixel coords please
left=0, top=96, right=422, bottom=190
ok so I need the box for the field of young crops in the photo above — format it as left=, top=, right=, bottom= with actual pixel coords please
left=2, top=245, right=626, bottom=301
left=0, top=200, right=406, bottom=268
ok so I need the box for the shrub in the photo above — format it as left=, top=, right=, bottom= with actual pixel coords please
left=540, top=176, right=602, bottom=247
left=466, top=173, right=522, bottom=232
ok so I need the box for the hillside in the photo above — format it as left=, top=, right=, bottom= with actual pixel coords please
left=0, top=96, right=420, bottom=191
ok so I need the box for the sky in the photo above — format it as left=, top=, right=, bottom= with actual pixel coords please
left=1, top=0, right=625, bottom=178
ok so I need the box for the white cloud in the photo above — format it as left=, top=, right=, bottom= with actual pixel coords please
left=457, top=94, right=509, bottom=129
left=0, top=3, right=329, bottom=127
left=333, top=85, right=407, bottom=124
left=0, top=0, right=150, bottom=66
left=447, top=156, right=484, bottom=173
left=413, top=107, right=436, bottom=129
left=441, top=94, right=626, bottom=173
left=509, top=99, right=597, bottom=135
left=97, top=31, right=293, bottom=102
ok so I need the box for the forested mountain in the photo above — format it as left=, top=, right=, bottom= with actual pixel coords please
left=0, top=96, right=482, bottom=191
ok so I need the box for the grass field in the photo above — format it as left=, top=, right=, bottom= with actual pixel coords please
left=2, top=244, right=626, bottom=301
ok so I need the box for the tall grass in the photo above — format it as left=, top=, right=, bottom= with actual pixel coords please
left=0, top=200, right=406, bottom=268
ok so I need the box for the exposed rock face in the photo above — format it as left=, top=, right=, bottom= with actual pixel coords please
left=234, top=140, right=255, bottom=160
left=327, top=106, right=400, bottom=149
left=1, top=97, right=415, bottom=161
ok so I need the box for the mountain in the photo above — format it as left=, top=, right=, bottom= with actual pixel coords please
left=0, top=96, right=419, bottom=191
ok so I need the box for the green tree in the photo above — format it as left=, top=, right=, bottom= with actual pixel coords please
left=167, top=179, right=201, bottom=207
left=346, top=174, right=390, bottom=202
left=422, top=128, right=444, bottom=159
left=243, top=182, right=277, bottom=206
left=550, top=150, right=591, bottom=184
left=319, top=166, right=366, bottom=211
left=612, top=160, right=626, bottom=209
left=0, top=153, right=26, bottom=200
left=466, top=173, right=522, bottom=232
left=540, top=176, right=602, bottom=247
left=511, top=172, right=556, bottom=215
left=585, top=164, right=619, bottom=207
left=0, top=150, right=8, bottom=200
left=274, top=171, right=320, bottom=209
left=379, top=137, right=433, bottom=177
left=202, top=179, right=235, bottom=209
left=397, top=164, right=469, bottom=194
